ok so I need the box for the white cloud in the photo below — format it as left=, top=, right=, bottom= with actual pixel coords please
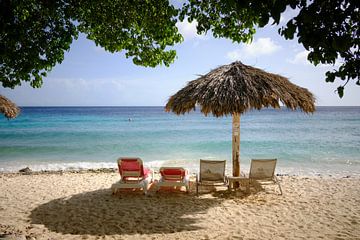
left=176, top=18, right=206, bottom=41
left=288, top=50, right=310, bottom=65
left=288, top=50, right=342, bottom=67
left=227, top=38, right=281, bottom=60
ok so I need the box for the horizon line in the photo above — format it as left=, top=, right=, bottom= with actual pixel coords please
left=17, top=105, right=360, bottom=108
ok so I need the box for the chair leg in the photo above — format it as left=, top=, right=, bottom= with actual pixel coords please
left=274, top=176, right=283, bottom=195
left=245, top=180, right=250, bottom=193
left=143, top=183, right=148, bottom=195
left=184, top=178, right=190, bottom=193
left=184, top=181, right=189, bottom=193
left=276, top=177, right=283, bottom=195
left=185, top=185, right=189, bottom=193
left=228, top=179, right=233, bottom=191
left=196, top=175, right=199, bottom=196
left=248, top=179, right=252, bottom=192
left=278, top=182, right=283, bottom=195
left=143, top=180, right=149, bottom=195
left=112, top=188, right=117, bottom=195
left=155, top=182, right=161, bottom=193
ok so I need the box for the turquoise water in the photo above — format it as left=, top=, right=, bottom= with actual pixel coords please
left=1, top=106, right=359, bottom=176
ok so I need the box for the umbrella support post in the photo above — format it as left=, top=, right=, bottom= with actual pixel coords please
left=232, top=113, right=240, bottom=182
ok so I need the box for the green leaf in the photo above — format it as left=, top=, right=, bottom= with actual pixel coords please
left=336, top=86, right=344, bottom=98
left=325, top=72, right=336, bottom=82
left=259, top=14, right=269, bottom=27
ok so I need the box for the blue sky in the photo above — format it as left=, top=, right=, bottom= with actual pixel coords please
left=1, top=16, right=359, bottom=106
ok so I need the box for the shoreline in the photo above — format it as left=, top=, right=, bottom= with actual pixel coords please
left=0, top=167, right=118, bottom=175
left=0, top=168, right=360, bottom=179
left=1, top=171, right=359, bottom=239
left=0, top=167, right=358, bottom=179
left=0, top=167, right=360, bottom=179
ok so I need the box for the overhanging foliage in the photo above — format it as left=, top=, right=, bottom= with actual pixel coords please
left=1, top=0, right=359, bottom=97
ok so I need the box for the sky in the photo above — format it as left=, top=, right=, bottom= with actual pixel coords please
left=1, top=13, right=359, bottom=106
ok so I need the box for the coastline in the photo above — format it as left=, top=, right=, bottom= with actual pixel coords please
left=1, top=170, right=359, bottom=239
left=2, top=106, right=360, bottom=178
left=1, top=165, right=359, bottom=179
left=1, top=164, right=359, bottom=178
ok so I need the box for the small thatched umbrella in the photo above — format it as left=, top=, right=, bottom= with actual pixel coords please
left=165, top=61, right=315, bottom=177
left=0, top=95, right=20, bottom=119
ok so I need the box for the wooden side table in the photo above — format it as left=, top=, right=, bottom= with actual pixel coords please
left=228, top=176, right=250, bottom=192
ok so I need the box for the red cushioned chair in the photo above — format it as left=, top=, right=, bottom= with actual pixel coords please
left=111, top=157, right=153, bottom=195
left=155, top=167, right=190, bottom=193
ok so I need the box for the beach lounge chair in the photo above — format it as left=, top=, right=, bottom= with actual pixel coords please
left=249, top=159, right=282, bottom=195
left=196, top=159, right=228, bottom=195
left=111, top=157, right=153, bottom=195
left=155, top=167, right=190, bottom=193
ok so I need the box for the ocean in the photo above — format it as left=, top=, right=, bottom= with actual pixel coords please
left=0, top=106, right=359, bottom=176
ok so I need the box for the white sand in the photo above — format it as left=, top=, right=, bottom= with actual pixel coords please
left=0, top=172, right=359, bottom=240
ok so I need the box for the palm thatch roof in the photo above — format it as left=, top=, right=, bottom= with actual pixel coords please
left=0, top=95, right=20, bottom=119
left=165, top=61, right=315, bottom=117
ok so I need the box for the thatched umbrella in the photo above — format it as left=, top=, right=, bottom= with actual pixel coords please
left=0, top=95, right=20, bottom=119
left=165, top=61, right=315, bottom=177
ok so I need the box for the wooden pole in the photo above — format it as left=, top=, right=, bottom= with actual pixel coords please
left=232, top=113, right=240, bottom=177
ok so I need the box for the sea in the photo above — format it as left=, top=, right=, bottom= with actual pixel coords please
left=0, top=106, right=359, bottom=176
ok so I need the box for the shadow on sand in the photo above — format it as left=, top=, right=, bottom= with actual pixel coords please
left=29, top=189, right=223, bottom=236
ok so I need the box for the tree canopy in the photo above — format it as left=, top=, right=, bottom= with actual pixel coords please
left=0, top=0, right=182, bottom=88
left=181, top=0, right=359, bottom=98
left=1, top=0, right=359, bottom=97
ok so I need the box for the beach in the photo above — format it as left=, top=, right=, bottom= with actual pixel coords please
left=1, top=107, right=360, bottom=239
left=1, top=171, right=359, bottom=240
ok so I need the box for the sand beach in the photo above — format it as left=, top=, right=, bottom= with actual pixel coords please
left=0, top=170, right=359, bottom=240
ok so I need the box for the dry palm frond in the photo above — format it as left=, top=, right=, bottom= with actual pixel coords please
left=166, top=61, right=315, bottom=117
left=0, top=95, right=20, bottom=119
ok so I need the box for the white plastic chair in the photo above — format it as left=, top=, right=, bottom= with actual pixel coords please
left=196, top=159, right=228, bottom=195
left=249, top=159, right=282, bottom=195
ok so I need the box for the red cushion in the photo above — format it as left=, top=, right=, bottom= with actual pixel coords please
left=118, top=158, right=151, bottom=178
left=121, top=159, right=141, bottom=171
left=161, top=168, right=185, bottom=177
